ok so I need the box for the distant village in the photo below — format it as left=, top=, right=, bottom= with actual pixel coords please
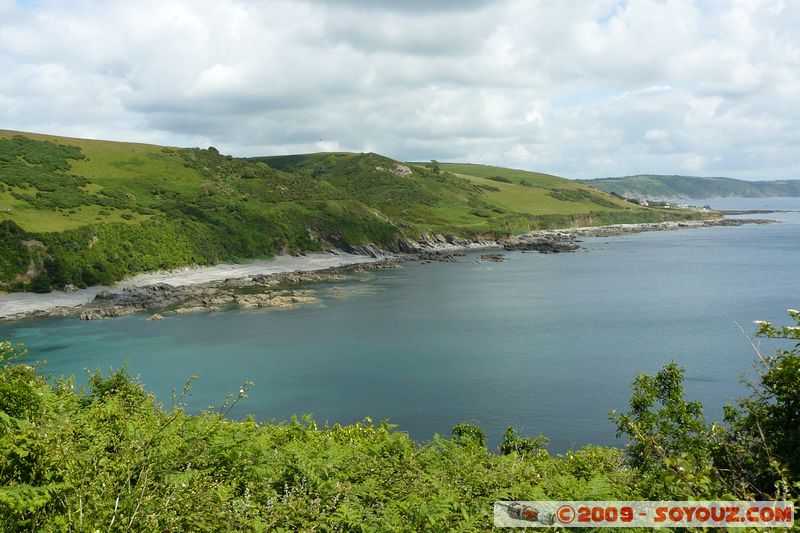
left=608, top=191, right=709, bottom=211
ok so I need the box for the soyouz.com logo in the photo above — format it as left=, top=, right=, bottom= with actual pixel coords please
left=494, top=501, right=794, bottom=528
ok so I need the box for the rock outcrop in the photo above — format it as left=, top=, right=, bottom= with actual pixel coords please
left=71, top=258, right=401, bottom=321
left=504, top=237, right=579, bottom=254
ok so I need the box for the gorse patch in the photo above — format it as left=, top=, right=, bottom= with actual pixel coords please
left=0, top=136, right=92, bottom=210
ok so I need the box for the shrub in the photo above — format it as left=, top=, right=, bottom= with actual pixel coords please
left=0, top=221, right=30, bottom=284
left=0, top=342, right=43, bottom=420
left=610, top=362, right=717, bottom=498
left=612, top=309, right=800, bottom=500
left=451, top=422, right=486, bottom=448
left=720, top=311, right=800, bottom=499
left=499, top=427, right=549, bottom=457
left=28, top=274, right=51, bottom=294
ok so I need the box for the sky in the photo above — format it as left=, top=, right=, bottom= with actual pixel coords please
left=1, top=0, right=798, bottom=180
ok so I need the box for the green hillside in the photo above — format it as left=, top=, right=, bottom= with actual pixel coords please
left=259, top=156, right=700, bottom=230
left=0, top=130, right=704, bottom=292
left=435, top=162, right=637, bottom=215
left=582, top=174, right=800, bottom=200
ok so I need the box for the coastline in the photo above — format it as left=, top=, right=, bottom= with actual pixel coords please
left=0, top=252, right=385, bottom=321
left=0, top=217, right=774, bottom=321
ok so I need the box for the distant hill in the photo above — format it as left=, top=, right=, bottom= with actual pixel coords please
left=581, top=174, right=800, bottom=200
left=0, top=130, right=703, bottom=292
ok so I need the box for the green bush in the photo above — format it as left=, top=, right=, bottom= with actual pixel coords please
left=0, top=342, right=44, bottom=420
left=612, top=309, right=800, bottom=501
left=0, top=136, right=92, bottom=210
left=610, top=362, right=717, bottom=499
left=451, top=422, right=486, bottom=448
left=721, top=311, right=800, bottom=499
left=0, top=221, right=30, bottom=285
left=499, top=427, right=548, bottom=457
left=28, top=273, right=51, bottom=294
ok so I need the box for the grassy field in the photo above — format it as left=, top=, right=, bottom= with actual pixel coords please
left=435, top=162, right=636, bottom=216
left=0, top=130, right=706, bottom=291
left=0, top=129, right=206, bottom=234
left=434, top=162, right=565, bottom=186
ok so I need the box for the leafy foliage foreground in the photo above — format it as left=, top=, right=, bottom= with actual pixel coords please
left=1, top=310, right=798, bottom=530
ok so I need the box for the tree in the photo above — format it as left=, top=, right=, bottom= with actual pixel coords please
left=611, top=362, right=716, bottom=498
left=612, top=308, right=800, bottom=500
left=720, top=310, right=800, bottom=499
left=427, top=160, right=440, bottom=174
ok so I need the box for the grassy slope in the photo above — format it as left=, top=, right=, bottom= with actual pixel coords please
left=434, top=162, right=565, bottom=185
left=257, top=156, right=702, bottom=234
left=0, top=130, right=704, bottom=291
left=436, top=162, right=635, bottom=214
left=253, top=153, right=512, bottom=234
left=582, top=174, right=800, bottom=200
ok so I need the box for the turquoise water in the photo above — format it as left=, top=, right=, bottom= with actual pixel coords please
left=2, top=198, right=799, bottom=451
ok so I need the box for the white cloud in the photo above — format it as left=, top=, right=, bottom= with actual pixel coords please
left=0, top=0, right=798, bottom=179
left=0, top=0, right=15, bottom=17
left=644, top=129, right=670, bottom=141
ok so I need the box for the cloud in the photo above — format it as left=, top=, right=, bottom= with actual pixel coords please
left=0, top=0, right=798, bottom=179
left=0, top=1, right=13, bottom=18
left=310, top=0, right=496, bottom=13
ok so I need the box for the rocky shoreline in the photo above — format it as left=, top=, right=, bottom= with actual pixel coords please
left=0, top=217, right=775, bottom=322
left=0, top=259, right=403, bottom=322
left=393, top=217, right=775, bottom=262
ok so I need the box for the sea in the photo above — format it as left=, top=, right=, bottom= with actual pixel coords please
left=2, top=197, right=798, bottom=451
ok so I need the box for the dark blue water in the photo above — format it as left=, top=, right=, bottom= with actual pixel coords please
left=2, top=198, right=798, bottom=451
